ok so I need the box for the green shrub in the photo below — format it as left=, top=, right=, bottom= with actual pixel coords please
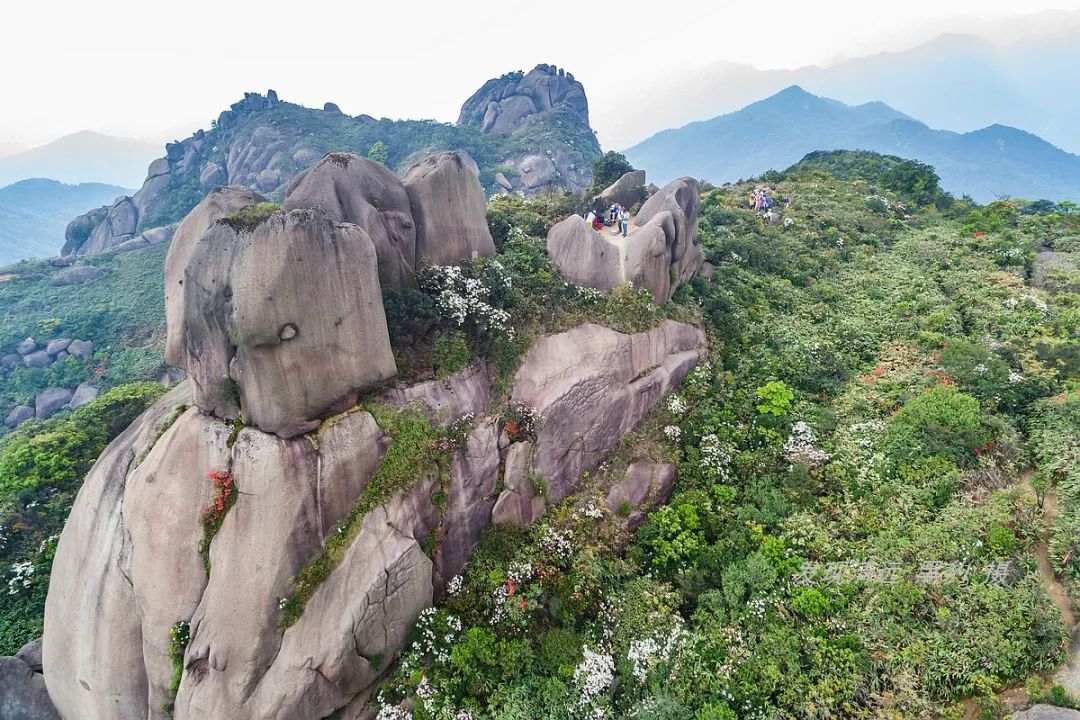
left=432, top=331, right=470, bottom=379
left=885, top=385, right=990, bottom=466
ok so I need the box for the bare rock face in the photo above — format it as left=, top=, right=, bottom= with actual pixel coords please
left=606, top=461, right=677, bottom=528
left=404, top=152, right=495, bottom=266
left=546, top=215, right=624, bottom=292
left=458, top=63, right=589, bottom=134
left=163, top=186, right=266, bottom=367
left=379, top=365, right=491, bottom=427
left=0, top=656, right=60, bottom=720
left=507, top=321, right=705, bottom=505
left=180, top=208, right=396, bottom=436
left=547, top=177, right=704, bottom=302
left=284, top=152, right=418, bottom=289
left=599, top=169, right=647, bottom=210
left=75, top=197, right=138, bottom=255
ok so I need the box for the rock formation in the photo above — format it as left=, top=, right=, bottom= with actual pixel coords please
left=163, top=186, right=267, bottom=367
left=42, top=155, right=705, bottom=717
left=457, top=64, right=588, bottom=134
left=404, top=152, right=496, bottom=266
left=181, top=207, right=396, bottom=437
left=598, top=169, right=648, bottom=210
left=547, top=177, right=705, bottom=302
left=284, top=153, right=418, bottom=289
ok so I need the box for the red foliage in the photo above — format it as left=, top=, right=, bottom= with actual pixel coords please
left=203, top=469, right=234, bottom=525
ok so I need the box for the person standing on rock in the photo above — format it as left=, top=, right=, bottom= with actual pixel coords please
left=619, top=208, right=630, bottom=237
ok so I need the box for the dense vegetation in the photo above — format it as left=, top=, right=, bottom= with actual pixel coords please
left=371, top=154, right=1079, bottom=719
left=0, top=243, right=169, bottom=414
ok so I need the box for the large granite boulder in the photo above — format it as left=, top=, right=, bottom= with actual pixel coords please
left=35, top=388, right=74, bottom=419
left=67, top=340, right=93, bottom=360
left=284, top=152, right=417, bottom=289
left=635, top=177, right=704, bottom=291
left=44, top=339, right=71, bottom=356
left=379, top=365, right=491, bottom=427
left=599, top=169, right=647, bottom=210
left=404, top=152, right=495, bottom=266
left=0, top=656, right=60, bottom=720
left=77, top=197, right=138, bottom=255
left=5, top=405, right=34, bottom=428
left=547, top=177, right=704, bottom=302
left=163, top=186, right=266, bottom=367
left=180, top=208, right=396, bottom=436
left=43, top=383, right=442, bottom=720
left=22, top=351, right=52, bottom=369
left=68, top=382, right=99, bottom=409
left=500, top=321, right=705, bottom=510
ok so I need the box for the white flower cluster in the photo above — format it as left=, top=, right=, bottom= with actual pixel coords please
left=626, top=618, right=684, bottom=683
left=1008, top=370, right=1024, bottom=385
left=666, top=394, right=687, bottom=416
left=509, top=403, right=543, bottom=437
left=375, top=703, right=411, bottom=720
left=663, top=425, right=682, bottom=443
left=578, top=502, right=604, bottom=520
left=848, top=420, right=884, bottom=450
left=973, top=363, right=988, bottom=375
left=541, top=528, right=574, bottom=562
left=783, top=421, right=832, bottom=468
left=997, top=246, right=1025, bottom=262
left=507, top=561, right=534, bottom=584
left=700, top=433, right=732, bottom=483
left=8, top=560, right=33, bottom=595
left=783, top=217, right=795, bottom=228
left=445, top=575, right=463, bottom=596
left=409, top=607, right=460, bottom=664
left=420, top=264, right=514, bottom=339
left=573, top=648, right=615, bottom=708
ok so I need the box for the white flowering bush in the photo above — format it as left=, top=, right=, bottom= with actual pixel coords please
left=418, top=263, right=514, bottom=340
left=782, top=421, right=832, bottom=468
left=573, top=648, right=615, bottom=710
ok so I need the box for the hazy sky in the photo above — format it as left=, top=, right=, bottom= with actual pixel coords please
left=3, top=0, right=1080, bottom=149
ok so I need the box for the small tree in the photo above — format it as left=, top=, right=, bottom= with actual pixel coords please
left=590, top=151, right=635, bottom=195
left=367, top=140, right=390, bottom=165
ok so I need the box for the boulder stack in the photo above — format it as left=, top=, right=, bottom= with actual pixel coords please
left=547, top=177, right=705, bottom=302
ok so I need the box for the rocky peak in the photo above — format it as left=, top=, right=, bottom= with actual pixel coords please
left=457, top=63, right=590, bottom=134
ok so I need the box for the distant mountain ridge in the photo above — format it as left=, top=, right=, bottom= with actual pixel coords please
left=601, top=24, right=1080, bottom=154
left=0, top=132, right=159, bottom=189
left=0, top=179, right=131, bottom=265
left=624, top=86, right=1080, bottom=202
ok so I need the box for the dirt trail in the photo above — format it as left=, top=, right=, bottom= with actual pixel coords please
left=961, top=476, right=1078, bottom=718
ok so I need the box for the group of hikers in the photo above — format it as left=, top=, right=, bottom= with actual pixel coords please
left=584, top=202, right=631, bottom=237
left=750, top=187, right=794, bottom=212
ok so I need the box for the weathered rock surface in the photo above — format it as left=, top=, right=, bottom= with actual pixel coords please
left=75, top=197, right=138, bottom=255
left=16, top=638, right=43, bottom=672
left=508, top=321, right=705, bottom=504
left=458, top=63, right=588, bottom=134
left=0, top=656, right=60, bottom=720
left=547, top=177, right=704, bottom=302
left=22, top=351, right=52, bottom=369
left=4, top=405, right=33, bottom=428
left=546, top=216, right=624, bottom=292
left=284, top=153, right=417, bottom=289
left=44, top=384, right=192, bottom=720
left=599, top=169, right=647, bottom=209
left=68, top=382, right=99, bottom=409
left=1012, top=706, right=1080, bottom=720
left=404, top=152, right=495, bottom=266
left=2, top=353, right=22, bottom=368
left=163, top=186, right=266, bottom=367
left=16, top=338, right=36, bottom=355
left=67, top=339, right=93, bottom=360
left=379, top=365, right=490, bottom=427
left=44, top=339, right=71, bottom=356
left=181, top=208, right=396, bottom=436
left=35, top=387, right=73, bottom=419
left=491, top=440, right=544, bottom=527
left=606, top=461, right=677, bottom=528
